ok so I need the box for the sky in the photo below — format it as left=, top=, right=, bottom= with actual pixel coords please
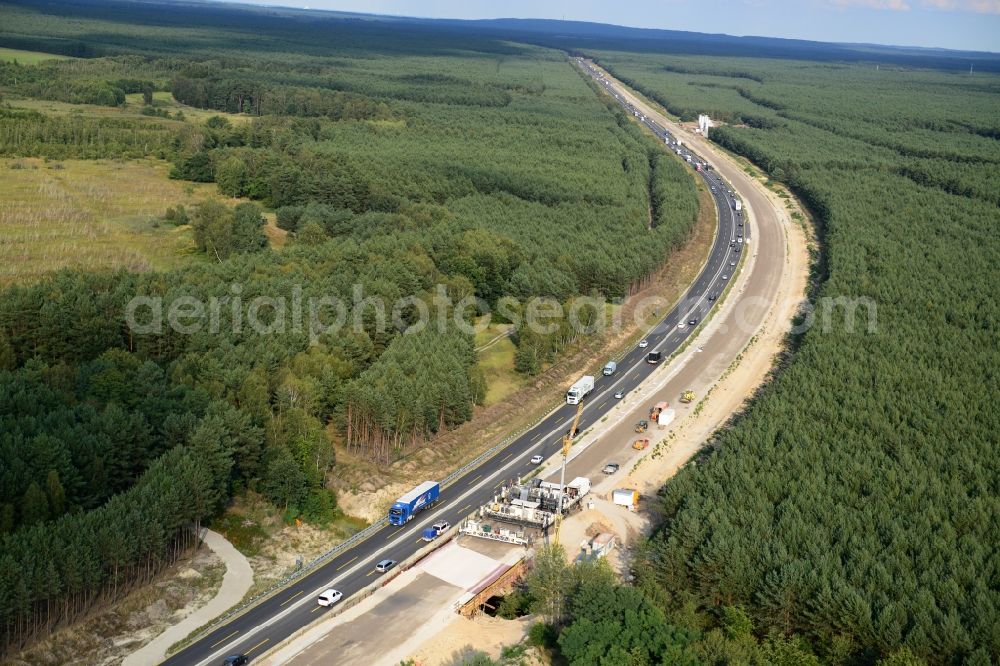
left=227, top=0, right=1000, bottom=52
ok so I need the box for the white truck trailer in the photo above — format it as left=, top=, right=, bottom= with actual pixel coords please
left=566, top=375, right=595, bottom=404
left=613, top=488, right=639, bottom=510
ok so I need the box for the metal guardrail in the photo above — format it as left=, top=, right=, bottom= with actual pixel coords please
left=255, top=519, right=464, bottom=664
left=440, top=401, right=561, bottom=489
left=181, top=62, right=732, bottom=656
left=176, top=399, right=564, bottom=655
left=172, top=516, right=388, bottom=655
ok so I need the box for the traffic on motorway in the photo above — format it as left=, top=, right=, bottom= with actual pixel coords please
left=166, top=59, right=748, bottom=666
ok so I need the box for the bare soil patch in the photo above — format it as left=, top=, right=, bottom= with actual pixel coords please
left=403, top=615, right=536, bottom=666
left=208, top=494, right=367, bottom=602
left=8, top=547, right=223, bottom=666
left=335, top=183, right=717, bottom=523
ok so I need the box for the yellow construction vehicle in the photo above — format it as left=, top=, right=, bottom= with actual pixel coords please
left=554, top=402, right=584, bottom=540
left=680, top=390, right=695, bottom=404
left=564, top=401, right=583, bottom=456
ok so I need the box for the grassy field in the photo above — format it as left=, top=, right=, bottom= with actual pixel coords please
left=475, top=321, right=523, bottom=407
left=5, top=91, right=250, bottom=126
left=3, top=96, right=130, bottom=118
left=125, top=91, right=255, bottom=124
left=0, top=93, right=284, bottom=282
left=0, top=46, right=71, bottom=64
left=0, top=157, right=243, bottom=284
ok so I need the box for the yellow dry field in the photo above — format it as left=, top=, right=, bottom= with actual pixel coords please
left=7, top=95, right=146, bottom=119
left=125, top=91, right=255, bottom=125
left=6, top=92, right=249, bottom=127
left=0, top=157, right=239, bottom=284
left=0, top=47, right=72, bottom=65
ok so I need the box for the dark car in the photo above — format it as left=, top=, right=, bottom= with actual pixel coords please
left=223, top=656, right=248, bottom=666
left=688, top=318, right=698, bottom=326
left=646, top=351, right=662, bottom=364
left=707, top=293, right=718, bottom=301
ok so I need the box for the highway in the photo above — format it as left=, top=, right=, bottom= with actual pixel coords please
left=163, top=59, right=746, bottom=666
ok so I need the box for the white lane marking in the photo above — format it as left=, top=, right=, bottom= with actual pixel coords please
left=196, top=394, right=615, bottom=664
left=199, top=73, right=740, bottom=665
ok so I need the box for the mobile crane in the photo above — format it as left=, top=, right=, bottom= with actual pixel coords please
left=554, top=401, right=584, bottom=541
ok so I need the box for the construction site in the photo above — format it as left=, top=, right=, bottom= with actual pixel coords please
left=460, top=473, right=591, bottom=537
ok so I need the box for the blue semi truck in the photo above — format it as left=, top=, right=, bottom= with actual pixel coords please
left=388, top=480, right=440, bottom=525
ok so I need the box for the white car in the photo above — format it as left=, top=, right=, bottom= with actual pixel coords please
left=677, top=322, right=686, bottom=329
left=317, top=589, right=343, bottom=606
left=638, top=339, right=649, bottom=348
left=530, top=454, right=544, bottom=464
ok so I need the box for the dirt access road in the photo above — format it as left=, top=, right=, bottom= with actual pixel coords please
left=393, top=66, right=813, bottom=664
left=256, top=64, right=810, bottom=666
left=551, top=60, right=809, bottom=493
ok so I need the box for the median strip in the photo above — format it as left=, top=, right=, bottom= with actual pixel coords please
left=180, top=61, right=734, bottom=665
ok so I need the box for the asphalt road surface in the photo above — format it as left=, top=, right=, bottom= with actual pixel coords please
left=164, top=59, right=747, bottom=666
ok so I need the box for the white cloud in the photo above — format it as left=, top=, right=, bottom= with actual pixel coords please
left=833, top=0, right=1000, bottom=10
left=963, top=0, right=1000, bottom=13
left=832, top=0, right=911, bottom=10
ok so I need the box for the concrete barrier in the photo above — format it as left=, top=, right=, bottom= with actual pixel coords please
left=255, top=526, right=460, bottom=663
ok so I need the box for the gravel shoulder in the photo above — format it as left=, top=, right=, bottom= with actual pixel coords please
left=400, top=64, right=813, bottom=666
left=572, top=60, right=813, bottom=502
